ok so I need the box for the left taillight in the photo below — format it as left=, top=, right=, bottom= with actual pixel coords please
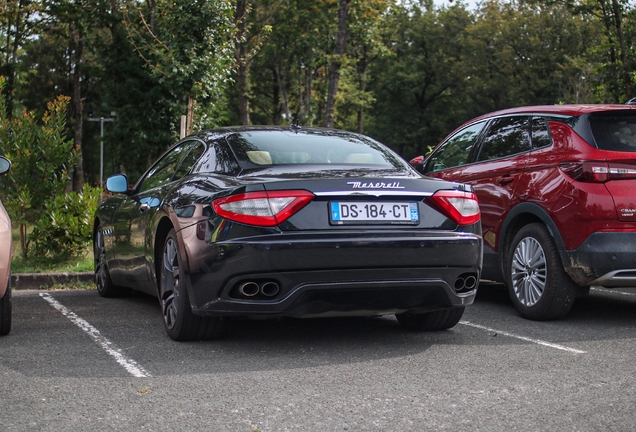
left=212, top=190, right=315, bottom=227
left=427, top=190, right=480, bottom=226
left=559, top=160, right=636, bottom=182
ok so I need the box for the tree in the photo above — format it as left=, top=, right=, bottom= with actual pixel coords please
left=323, top=0, right=351, bottom=127
left=569, top=0, right=635, bottom=102
left=0, top=0, right=41, bottom=119
left=122, top=0, right=238, bottom=131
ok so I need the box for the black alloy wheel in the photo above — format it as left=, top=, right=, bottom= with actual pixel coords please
left=396, top=307, right=464, bottom=331
left=160, top=228, right=224, bottom=341
left=94, top=226, right=127, bottom=298
left=507, top=223, right=577, bottom=320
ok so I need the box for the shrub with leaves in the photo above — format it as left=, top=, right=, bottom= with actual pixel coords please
left=0, top=76, right=78, bottom=259
left=31, top=184, right=101, bottom=261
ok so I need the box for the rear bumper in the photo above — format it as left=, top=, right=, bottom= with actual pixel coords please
left=563, top=232, right=636, bottom=287
left=184, top=231, right=482, bottom=317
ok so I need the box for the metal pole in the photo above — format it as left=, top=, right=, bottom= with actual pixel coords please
left=89, top=116, right=114, bottom=187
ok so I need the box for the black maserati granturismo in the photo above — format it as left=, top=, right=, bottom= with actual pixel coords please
left=93, top=126, right=482, bottom=341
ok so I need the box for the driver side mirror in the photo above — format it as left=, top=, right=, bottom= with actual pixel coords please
left=105, top=174, right=129, bottom=193
left=0, top=156, right=11, bottom=176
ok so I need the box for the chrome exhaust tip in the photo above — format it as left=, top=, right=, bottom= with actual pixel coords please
left=454, top=277, right=466, bottom=291
left=464, top=276, right=477, bottom=290
left=260, top=282, right=280, bottom=297
left=238, top=282, right=259, bottom=297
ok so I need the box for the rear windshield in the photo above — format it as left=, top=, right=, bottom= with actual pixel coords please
left=226, top=130, right=406, bottom=169
left=589, top=112, right=636, bottom=152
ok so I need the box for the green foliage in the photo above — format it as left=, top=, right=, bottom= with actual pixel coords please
left=123, top=0, right=237, bottom=102
left=31, top=183, right=101, bottom=261
left=0, top=76, right=78, bottom=259
left=2, top=0, right=636, bottom=184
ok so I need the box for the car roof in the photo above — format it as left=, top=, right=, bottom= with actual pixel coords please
left=471, top=104, right=636, bottom=122
left=191, top=125, right=363, bottom=141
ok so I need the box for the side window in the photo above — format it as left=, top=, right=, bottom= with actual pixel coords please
left=173, top=143, right=205, bottom=180
left=477, top=116, right=531, bottom=162
left=531, top=117, right=552, bottom=149
left=138, top=143, right=190, bottom=193
left=424, top=121, right=486, bottom=173
left=194, top=140, right=240, bottom=174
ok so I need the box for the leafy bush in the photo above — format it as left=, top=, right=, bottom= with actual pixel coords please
left=30, top=184, right=101, bottom=261
left=0, top=76, right=78, bottom=260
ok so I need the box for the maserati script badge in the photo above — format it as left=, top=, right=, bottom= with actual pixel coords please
left=347, top=181, right=404, bottom=189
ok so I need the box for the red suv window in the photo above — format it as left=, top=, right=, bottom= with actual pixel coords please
left=589, top=112, right=636, bottom=152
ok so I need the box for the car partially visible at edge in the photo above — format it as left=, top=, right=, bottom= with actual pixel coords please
left=411, top=104, right=636, bottom=320
left=0, top=156, right=12, bottom=336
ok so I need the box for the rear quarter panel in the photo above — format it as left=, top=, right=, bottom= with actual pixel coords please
left=0, top=200, right=11, bottom=297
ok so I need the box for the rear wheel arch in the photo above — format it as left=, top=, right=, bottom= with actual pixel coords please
left=154, top=217, right=175, bottom=294
left=498, top=203, right=567, bottom=277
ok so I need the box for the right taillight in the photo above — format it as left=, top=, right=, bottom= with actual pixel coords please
left=559, top=161, right=636, bottom=182
left=427, top=190, right=480, bottom=225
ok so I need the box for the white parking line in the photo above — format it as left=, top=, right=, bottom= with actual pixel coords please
left=459, top=321, right=587, bottom=354
left=591, top=287, right=636, bottom=297
left=40, top=293, right=152, bottom=378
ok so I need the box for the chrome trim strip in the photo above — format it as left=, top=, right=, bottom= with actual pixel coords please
left=313, top=190, right=433, bottom=197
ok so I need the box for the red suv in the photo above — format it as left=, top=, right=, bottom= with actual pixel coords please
left=411, top=105, right=636, bottom=320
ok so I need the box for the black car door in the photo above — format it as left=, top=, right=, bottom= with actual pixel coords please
left=110, top=141, right=203, bottom=288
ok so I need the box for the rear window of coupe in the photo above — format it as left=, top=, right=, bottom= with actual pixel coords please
left=226, top=130, right=405, bottom=169
left=589, top=112, right=636, bottom=152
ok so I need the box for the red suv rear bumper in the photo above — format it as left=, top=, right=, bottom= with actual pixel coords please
left=563, top=232, right=636, bottom=287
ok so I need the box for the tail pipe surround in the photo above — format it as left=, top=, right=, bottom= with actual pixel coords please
left=234, top=280, right=281, bottom=299
left=454, top=273, right=478, bottom=293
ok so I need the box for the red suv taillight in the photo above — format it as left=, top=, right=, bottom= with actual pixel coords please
left=427, top=190, right=481, bottom=225
left=212, top=190, right=315, bottom=227
left=559, top=161, right=636, bottom=182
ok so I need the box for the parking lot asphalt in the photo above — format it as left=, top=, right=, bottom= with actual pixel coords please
left=2, top=284, right=636, bottom=431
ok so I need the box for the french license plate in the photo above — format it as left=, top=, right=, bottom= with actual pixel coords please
left=330, top=201, right=419, bottom=225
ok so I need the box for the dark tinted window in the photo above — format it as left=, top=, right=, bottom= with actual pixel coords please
left=589, top=112, right=636, bottom=152
left=173, top=143, right=205, bottom=179
left=531, top=117, right=552, bottom=149
left=477, top=116, right=531, bottom=161
left=194, top=140, right=241, bottom=174
left=424, top=121, right=486, bottom=173
left=138, top=143, right=191, bottom=192
left=226, top=130, right=405, bottom=169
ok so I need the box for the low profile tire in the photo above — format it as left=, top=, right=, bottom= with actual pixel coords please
left=507, top=223, right=577, bottom=320
left=0, top=279, right=12, bottom=336
left=396, top=307, right=464, bottom=331
left=160, top=229, right=224, bottom=341
left=94, top=226, right=128, bottom=298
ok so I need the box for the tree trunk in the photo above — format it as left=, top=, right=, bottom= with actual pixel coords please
left=71, top=23, right=84, bottom=192
left=274, top=60, right=290, bottom=124
left=323, top=0, right=350, bottom=128
left=609, top=0, right=632, bottom=98
left=235, top=0, right=250, bottom=125
left=356, top=45, right=368, bottom=134
left=3, top=0, right=25, bottom=120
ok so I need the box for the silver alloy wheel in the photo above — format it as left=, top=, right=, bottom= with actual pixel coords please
left=511, top=237, right=547, bottom=307
left=161, top=237, right=180, bottom=330
left=94, top=229, right=107, bottom=290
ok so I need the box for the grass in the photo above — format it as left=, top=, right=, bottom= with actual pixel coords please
left=11, top=253, right=93, bottom=274
left=10, top=227, right=93, bottom=274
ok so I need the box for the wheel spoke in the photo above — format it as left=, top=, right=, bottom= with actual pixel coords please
left=511, top=237, right=547, bottom=307
left=94, top=230, right=107, bottom=290
left=161, top=237, right=181, bottom=330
